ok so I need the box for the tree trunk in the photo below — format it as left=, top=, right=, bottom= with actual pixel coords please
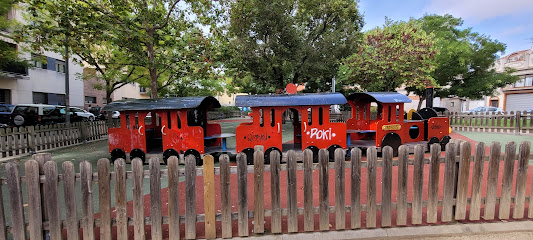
left=150, top=69, right=158, bottom=99
left=417, top=95, right=425, bottom=111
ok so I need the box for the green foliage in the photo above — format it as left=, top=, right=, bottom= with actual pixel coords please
left=226, top=0, right=363, bottom=94
left=414, top=14, right=519, bottom=100
left=339, top=20, right=438, bottom=92
left=20, top=0, right=227, bottom=100
left=0, top=0, right=28, bottom=73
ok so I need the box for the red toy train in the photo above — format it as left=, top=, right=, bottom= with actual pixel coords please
left=103, top=89, right=450, bottom=165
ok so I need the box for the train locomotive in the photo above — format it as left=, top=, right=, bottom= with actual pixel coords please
left=104, top=89, right=450, bottom=165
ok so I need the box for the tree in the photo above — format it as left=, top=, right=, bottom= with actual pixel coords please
left=226, top=0, right=363, bottom=94
left=339, top=20, right=437, bottom=93
left=0, top=0, right=27, bottom=74
left=413, top=14, right=519, bottom=106
left=22, top=0, right=226, bottom=100
left=81, top=0, right=225, bottom=99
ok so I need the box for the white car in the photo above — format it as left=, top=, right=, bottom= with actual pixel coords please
left=70, top=107, right=96, bottom=121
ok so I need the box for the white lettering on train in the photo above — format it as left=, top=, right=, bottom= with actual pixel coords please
left=307, top=128, right=336, bottom=140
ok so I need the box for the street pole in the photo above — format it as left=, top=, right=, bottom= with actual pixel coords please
left=332, top=76, right=336, bottom=93
left=65, top=33, right=70, bottom=124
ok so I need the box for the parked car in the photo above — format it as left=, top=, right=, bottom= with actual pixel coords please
left=464, top=107, right=504, bottom=114
left=112, top=111, right=120, bottom=119
left=0, top=104, right=14, bottom=125
left=70, top=107, right=95, bottom=121
left=10, top=104, right=66, bottom=126
left=89, top=107, right=106, bottom=120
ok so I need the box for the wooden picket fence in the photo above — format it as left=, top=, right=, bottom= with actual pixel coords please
left=449, top=111, right=533, bottom=134
left=0, top=121, right=107, bottom=159
left=1, top=140, right=532, bottom=239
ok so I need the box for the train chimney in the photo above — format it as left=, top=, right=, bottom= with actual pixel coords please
left=425, top=87, right=434, bottom=108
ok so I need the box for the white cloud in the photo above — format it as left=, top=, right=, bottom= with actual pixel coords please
left=425, top=0, right=533, bottom=22
left=500, top=26, right=527, bottom=37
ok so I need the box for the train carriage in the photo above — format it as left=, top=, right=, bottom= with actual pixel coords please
left=103, top=97, right=222, bottom=165
left=346, top=91, right=450, bottom=155
left=235, top=93, right=347, bottom=163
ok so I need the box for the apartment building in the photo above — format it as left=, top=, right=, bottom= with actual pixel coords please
left=0, top=5, right=84, bottom=107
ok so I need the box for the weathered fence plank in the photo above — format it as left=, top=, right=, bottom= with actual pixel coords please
left=98, top=158, right=112, bottom=240
left=204, top=155, right=217, bottom=239
left=366, top=147, right=377, bottom=228
left=44, top=161, right=62, bottom=240
left=469, top=142, right=485, bottom=221
left=381, top=146, right=393, bottom=227
left=287, top=150, right=298, bottom=233
left=6, top=162, right=25, bottom=240
left=350, top=148, right=362, bottom=229
left=114, top=159, right=128, bottom=240
left=253, top=150, right=265, bottom=235
left=150, top=157, right=163, bottom=240
left=455, top=142, right=472, bottom=220
left=334, top=148, right=345, bottom=230
left=185, top=155, right=197, bottom=239
left=319, top=149, right=330, bottom=230
left=412, top=145, right=424, bottom=225
left=131, top=159, right=145, bottom=240
left=81, top=161, right=95, bottom=240
left=396, top=145, right=408, bottom=226
left=484, top=142, right=501, bottom=220
left=26, top=160, right=43, bottom=240
left=513, top=142, right=530, bottom=219
left=219, top=154, right=232, bottom=238
left=237, top=153, right=248, bottom=237
left=303, top=149, right=314, bottom=231
left=270, top=150, right=282, bottom=234
left=499, top=142, right=517, bottom=219
left=442, top=143, right=456, bottom=222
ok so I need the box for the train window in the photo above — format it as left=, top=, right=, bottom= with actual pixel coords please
left=135, top=112, right=139, bottom=129
left=388, top=106, right=391, bottom=122
left=319, top=107, right=323, bottom=125
left=126, top=113, right=130, bottom=129
left=156, top=113, right=161, bottom=126
left=308, top=108, right=312, bottom=125
left=396, top=105, right=400, bottom=122
left=145, top=112, right=152, bottom=125
left=363, top=105, right=367, bottom=120
left=167, top=112, right=172, bottom=129
left=177, top=112, right=182, bottom=129
left=370, top=103, right=378, bottom=120
left=259, top=109, right=264, bottom=127
left=271, top=109, right=275, bottom=127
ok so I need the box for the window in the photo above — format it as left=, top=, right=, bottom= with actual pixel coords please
left=450, top=102, right=455, bottom=107
left=56, top=60, right=66, bottom=73
left=103, top=97, right=107, bottom=103
left=139, top=86, right=147, bottom=93
left=514, top=78, right=525, bottom=88
left=0, top=89, right=11, bottom=104
left=32, top=54, right=47, bottom=69
left=33, top=92, right=47, bottom=104
left=85, top=96, right=96, bottom=104
left=525, top=76, right=533, bottom=87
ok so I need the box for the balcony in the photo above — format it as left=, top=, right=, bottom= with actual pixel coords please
left=0, top=60, right=29, bottom=80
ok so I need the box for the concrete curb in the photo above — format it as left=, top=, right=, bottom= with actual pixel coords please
left=222, top=221, right=533, bottom=240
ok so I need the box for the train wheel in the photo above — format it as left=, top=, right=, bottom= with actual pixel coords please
left=130, top=149, right=146, bottom=164
left=111, top=149, right=126, bottom=162
left=428, top=137, right=440, bottom=150
left=241, top=148, right=254, bottom=165
left=440, top=136, right=451, bottom=151
left=381, top=133, right=401, bottom=157
left=264, top=147, right=281, bottom=165
left=305, top=146, right=319, bottom=163
left=163, top=149, right=179, bottom=165
left=327, top=145, right=343, bottom=162
left=184, top=149, right=202, bottom=166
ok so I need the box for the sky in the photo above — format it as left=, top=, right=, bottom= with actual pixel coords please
left=359, top=0, right=533, bottom=57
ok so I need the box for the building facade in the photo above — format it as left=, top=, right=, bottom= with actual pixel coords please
left=0, top=5, right=84, bottom=107
left=491, top=48, right=533, bottom=112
